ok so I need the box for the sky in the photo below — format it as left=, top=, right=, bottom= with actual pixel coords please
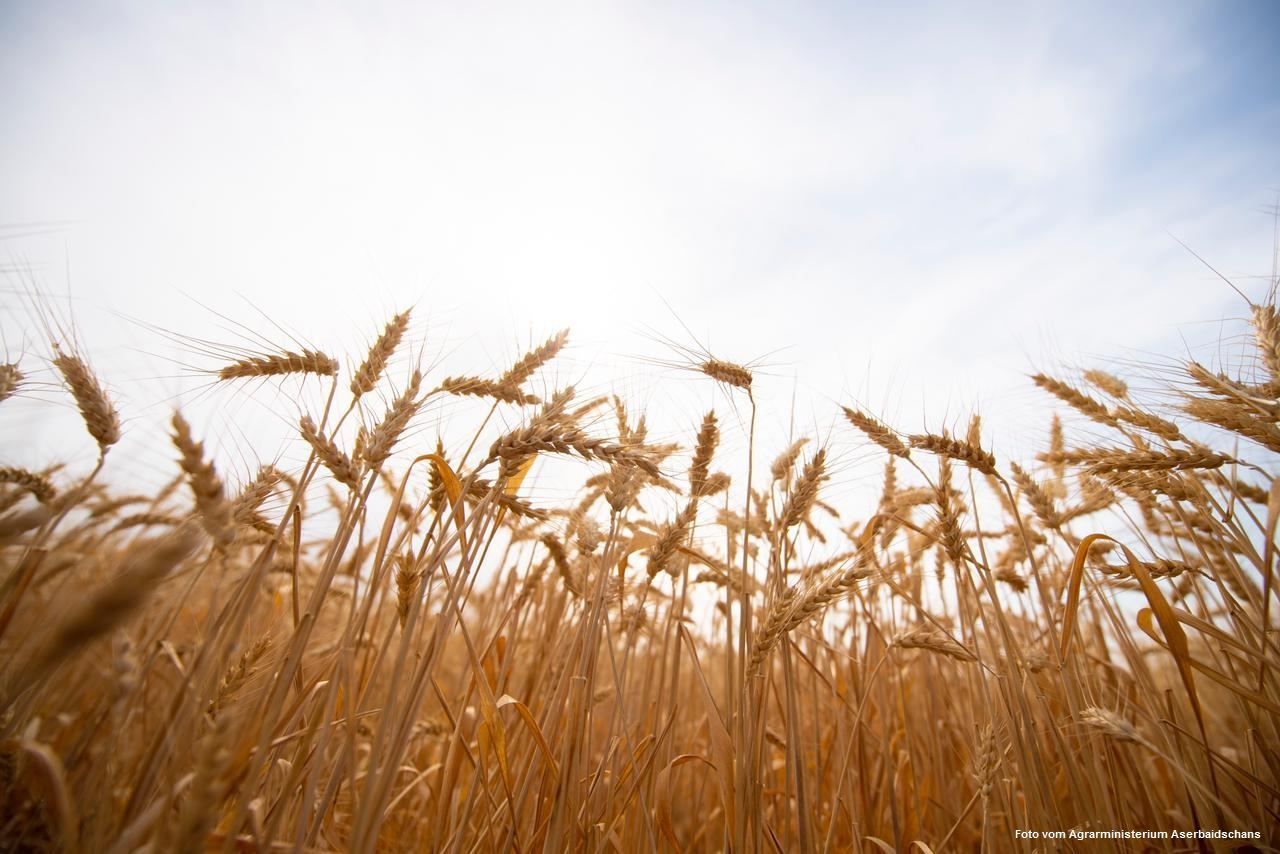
left=1, top=0, right=1278, bottom=499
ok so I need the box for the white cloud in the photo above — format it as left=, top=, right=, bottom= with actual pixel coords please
left=1, top=0, right=1275, bottom=486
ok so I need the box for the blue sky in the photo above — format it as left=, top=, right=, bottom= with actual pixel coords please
left=1, top=1, right=1277, bottom=489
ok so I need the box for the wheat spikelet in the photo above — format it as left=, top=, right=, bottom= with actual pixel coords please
left=575, top=516, right=602, bottom=555
left=1184, top=360, right=1269, bottom=402
left=208, top=637, right=271, bottom=718
left=489, top=422, right=660, bottom=481
left=647, top=502, right=697, bottom=578
left=1039, top=447, right=1230, bottom=473
left=1202, top=545, right=1255, bottom=602
left=362, top=370, right=423, bottom=467
left=693, top=567, right=758, bottom=596
left=426, top=438, right=448, bottom=512
left=541, top=534, right=582, bottom=596
left=0, top=363, right=22, bottom=403
left=462, top=478, right=546, bottom=522
left=1079, top=473, right=1118, bottom=512
left=172, top=413, right=234, bottom=547
left=965, top=414, right=982, bottom=448
left=539, top=386, right=580, bottom=424
left=492, top=384, right=542, bottom=405
left=1183, top=398, right=1280, bottom=453
left=701, top=472, right=731, bottom=498
left=1079, top=707, right=1142, bottom=744
left=1010, top=463, right=1060, bottom=528
left=748, top=553, right=874, bottom=674
left=770, top=438, right=809, bottom=483
left=1045, top=414, right=1068, bottom=494
left=110, top=512, right=185, bottom=533
left=1110, top=404, right=1183, bottom=441
left=1031, top=373, right=1117, bottom=426
left=86, top=494, right=149, bottom=519
left=0, top=504, right=55, bottom=539
left=781, top=448, right=826, bottom=529
left=52, top=346, right=120, bottom=451
left=489, top=423, right=569, bottom=474
left=351, top=309, right=410, bottom=397
left=439, top=375, right=539, bottom=404
left=299, top=415, right=361, bottom=490
left=500, top=328, right=570, bottom=388
left=699, top=358, right=752, bottom=390
left=1083, top=369, right=1128, bottom=398
left=485, top=392, right=598, bottom=475
left=233, top=466, right=285, bottom=524
left=612, top=396, right=633, bottom=440
left=995, top=567, right=1028, bottom=591
left=1093, top=558, right=1193, bottom=580
left=1221, top=475, right=1270, bottom=505
left=1099, top=469, right=1197, bottom=503
left=909, top=433, right=997, bottom=476
left=748, top=570, right=874, bottom=674
left=217, top=349, right=337, bottom=381
left=395, top=553, right=423, bottom=629
left=0, top=467, right=56, bottom=504
left=619, top=604, right=650, bottom=636
left=689, top=411, right=719, bottom=498
left=439, top=375, right=500, bottom=397
left=933, top=458, right=967, bottom=565
left=514, top=557, right=550, bottom=606
left=842, top=406, right=909, bottom=458
left=570, top=394, right=609, bottom=422
left=879, top=458, right=898, bottom=516
left=971, top=724, right=1000, bottom=800
left=746, top=597, right=800, bottom=676
left=1251, top=302, right=1280, bottom=382
left=892, top=626, right=976, bottom=662
left=795, top=551, right=858, bottom=582
left=886, top=487, right=936, bottom=511
left=604, top=460, right=646, bottom=514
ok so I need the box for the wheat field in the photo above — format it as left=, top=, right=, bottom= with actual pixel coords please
left=0, top=284, right=1278, bottom=852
